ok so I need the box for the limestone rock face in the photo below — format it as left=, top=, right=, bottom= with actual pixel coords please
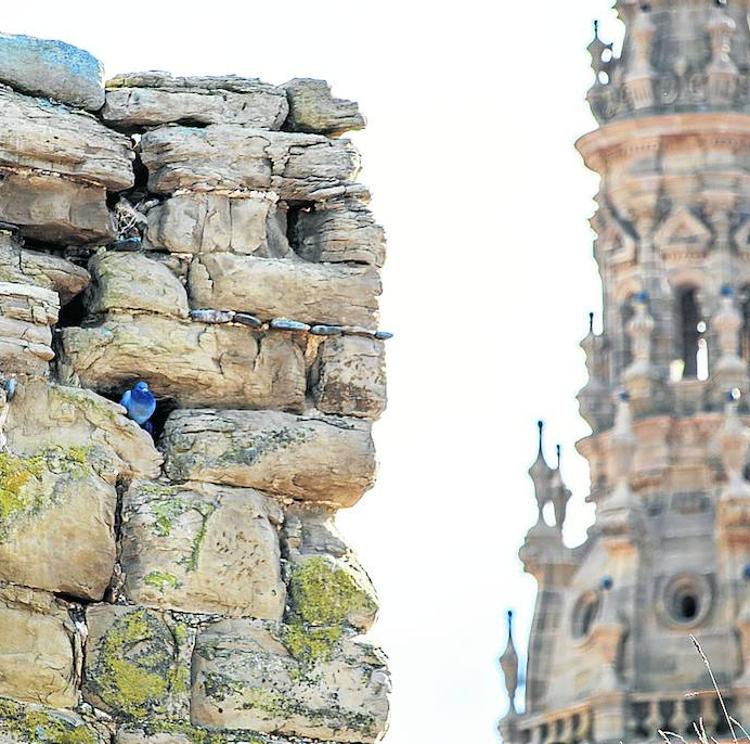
left=0, top=32, right=105, bottom=111
left=59, top=315, right=307, bottom=410
left=312, top=336, right=387, bottom=420
left=0, top=282, right=57, bottom=376
left=140, top=126, right=361, bottom=200
left=293, top=198, right=386, bottom=267
left=146, top=192, right=282, bottom=256
left=121, top=480, right=285, bottom=619
left=0, top=235, right=89, bottom=305
left=0, top=88, right=133, bottom=189
left=188, top=254, right=381, bottom=328
left=282, top=79, right=365, bottom=136
left=0, top=33, right=389, bottom=742
left=162, top=409, right=376, bottom=508
left=83, top=604, right=191, bottom=721
left=0, top=698, right=108, bottom=744
left=0, top=584, right=80, bottom=708
left=0, top=446, right=116, bottom=600
left=284, top=506, right=379, bottom=633
left=0, top=170, right=115, bottom=243
left=86, top=252, right=189, bottom=319
left=191, top=620, right=390, bottom=742
left=6, top=378, right=162, bottom=480
left=103, top=73, right=288, bottom=129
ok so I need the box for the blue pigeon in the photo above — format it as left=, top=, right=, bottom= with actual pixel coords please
left=120, top=381, right=156, bottom=434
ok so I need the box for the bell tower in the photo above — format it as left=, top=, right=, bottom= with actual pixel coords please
left=501, top=2, right=750, bottom=742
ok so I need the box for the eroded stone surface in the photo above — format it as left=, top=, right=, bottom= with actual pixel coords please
left=0, top=235, right=89, bottom=305
left=188, top=255, right=380, bottom=329
left=162, top=409, right=376, bottom=508
left=146, top=192, right=284, bottom=256
left=83, top=604, right=191, bottom=721
left=121, top=480, right=285, bottom=619
left=0, top=87, right=133, bottom=189
left=6, top=378, right=162, bottom=480
left=140, top=126, right=361, bottom=200
left=86, top=252, right=189, bottom=319
left=0, top=169, right=115, bottom=244
left=59, top=315, right=306, bottom=410
left=282, top=79, right=365, bottom=136
left=104, top=73, right=288, bottom=129
left=191, top=620, right=390, bottom=742
left=0, top=445, right=116, bottom=600
left=0, top=584, right=80, bottom=708
left=0, top=282, right=57, bottom=376
left=293, top=198, right=385, bottom=267
left=0, top=31, right=105, bottom=111
left=284, top=506, right=379, bottom=634
left=312, top=336, right=386, bottom=420
left=0, top=697, right=108, bottom=744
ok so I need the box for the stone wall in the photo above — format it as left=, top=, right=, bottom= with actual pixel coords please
left=0, top=31, right=390, bottom=744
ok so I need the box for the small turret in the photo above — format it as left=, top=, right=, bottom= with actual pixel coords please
left=598, top=392, right=643, bottom=550
left=711, top=287, right=748, bottom=404
left=550, top=445, right=572, bottom=531
left=499, top=610, right=519, bottom=717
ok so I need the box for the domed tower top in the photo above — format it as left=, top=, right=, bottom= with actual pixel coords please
left=589, top=0, right=750, bottom=124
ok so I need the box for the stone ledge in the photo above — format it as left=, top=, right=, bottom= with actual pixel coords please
left=140, top=126, right=360, bottom=200
left=58, top=314, right=307, bottom=410
left=103, top=73, right=288, bottom=129
left=161, top=409, right=376, bottom=509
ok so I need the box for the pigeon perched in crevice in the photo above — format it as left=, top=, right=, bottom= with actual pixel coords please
left=120, top=381, right=157, bottom=434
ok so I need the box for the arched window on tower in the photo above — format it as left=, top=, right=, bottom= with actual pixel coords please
left=674, top=287, right=707, bottom=380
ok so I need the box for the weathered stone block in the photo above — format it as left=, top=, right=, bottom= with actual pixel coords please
left=6, top=378, right=162, bottom=480
left=0, top=31, right=105, bottom=111
left=191, top=620, right=390, bottom=742
left=188, top=255, right=380, bottom=329
left=0, top=169, right=115, bottom=244
left=293, top=198, right=386, bottom=267
left=0, top=234, right=89, bottom=305
left=83, top=605, right=191, bottom=721
left=282, top=79, right=365, bottom=136
left=284, top=506, right=379, bottom=633
left=146, top=192, right=279, bottom=256
left=0, top=445, right=117, bottom=600
left=59, top=315, right=306, bottom=410
left=0, top=87, right=133, bottom=189
left=0, top=282, right=57, bottom=376
left=140, top=126, right=360, bottom=200
left=103, top=73, right=288, bottom=129
left=312, top=336, right=386, bottom=419
left=121, top=480, right=285, bottom=619
left=162, top=409, right=376, bottom=508
left=0, top=697, right=108, bottom=743
left=86, top=252, right=189, bottom=319
left=0, top=584, right=80, bottom=708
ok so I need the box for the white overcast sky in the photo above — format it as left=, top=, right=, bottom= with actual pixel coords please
left=7, top=2, right=627, bottom=742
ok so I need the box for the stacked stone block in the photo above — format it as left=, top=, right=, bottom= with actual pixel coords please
left=0, top=30, right=390, bottom=744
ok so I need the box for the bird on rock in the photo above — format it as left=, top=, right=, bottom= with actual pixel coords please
left=120, top=381, right=157, bottom=434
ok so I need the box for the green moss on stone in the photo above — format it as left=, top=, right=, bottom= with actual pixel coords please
left=0, top=697, right=99, bottom=744
left=288, top=555, right=376, bottom=627
left=281, top=623, right=343, bottom=667
left=144, top=571, right=181, bottom=592
left=0, top=447, right=93, bottom=541
left=91, top=608, right=175, bottom=719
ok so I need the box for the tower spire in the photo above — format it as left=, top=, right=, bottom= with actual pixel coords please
left=500, top=610, right=519, bottom=717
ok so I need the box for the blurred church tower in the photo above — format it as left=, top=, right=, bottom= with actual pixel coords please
left=500, top=1, right=750, bottom=741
